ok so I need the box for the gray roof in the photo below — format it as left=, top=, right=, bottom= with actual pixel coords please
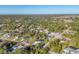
left=63, top=46, right=79, bottom=54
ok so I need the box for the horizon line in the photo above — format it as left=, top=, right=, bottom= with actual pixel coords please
left=0, top=14, right=79, bottom=16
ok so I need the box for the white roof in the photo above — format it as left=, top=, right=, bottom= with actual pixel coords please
left=32, top=41, right=41, bottom=45
left=48, top=32, right=62, bottom=39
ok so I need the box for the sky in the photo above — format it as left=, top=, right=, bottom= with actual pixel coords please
left=0, top=5, right=79, bottom=14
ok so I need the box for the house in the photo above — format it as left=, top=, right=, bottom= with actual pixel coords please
left=43, top=29, right=49, bottom=34
left=63, top=30, right=77, bottom=35
left=3, top=33, right=11, bottom=38
left=60, top=38, right=71, bottom=43
left=63, top=46, right=79, bottom=54
left=6, top=45, right=17, bottom=53
left=32, top=41, right=42, bottom=45
left=17, top=45, right=24, bottom=49
left=13, top=36, right=18, bottom=41
left=32, top=39, right=43, bottom=46
left=47, top=32, right=62, bottom=40
left=21, top=41, right=30, bottom=46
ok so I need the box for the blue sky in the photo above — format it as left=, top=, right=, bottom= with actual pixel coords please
left=0, top=5, right=79, bottom=14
